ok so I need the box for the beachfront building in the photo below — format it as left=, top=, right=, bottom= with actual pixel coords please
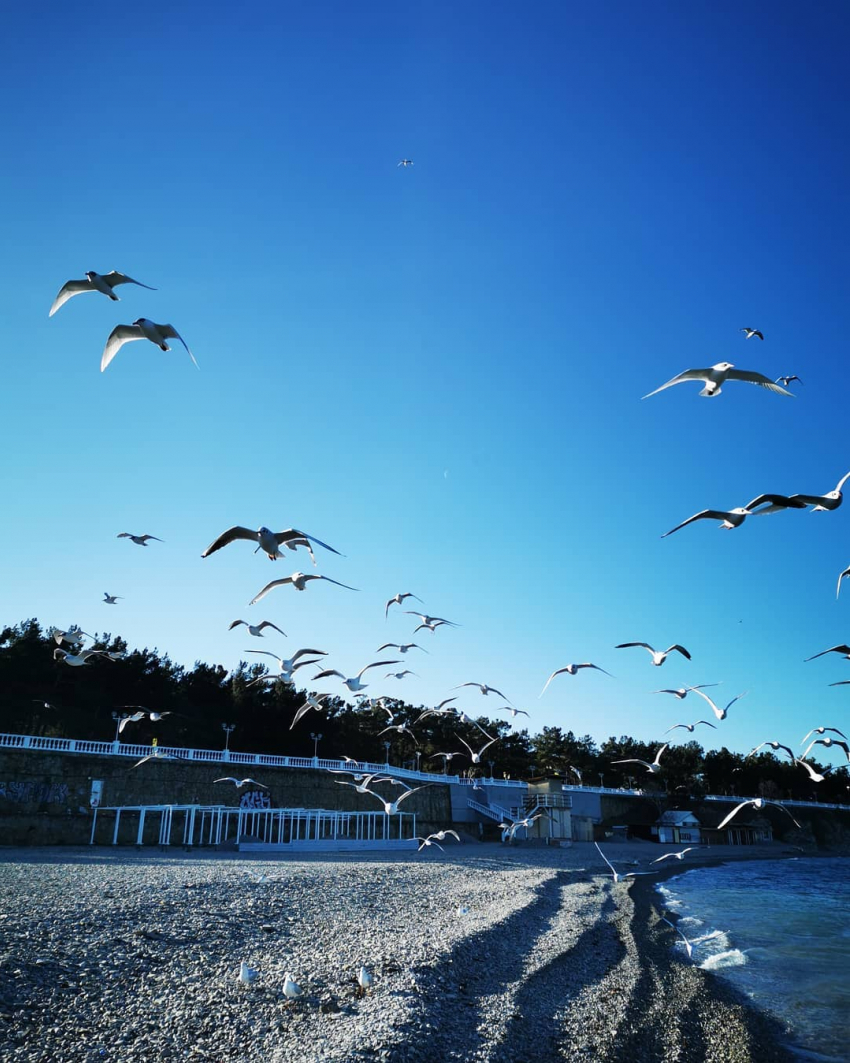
left=702, top=815, right=774, bottom=846
left=653, top=810, right=702, bottom=845
left=524, top=777, right=573, bottom=841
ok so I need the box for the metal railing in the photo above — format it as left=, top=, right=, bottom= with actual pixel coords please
left=0, top=732, right=528, bottom=789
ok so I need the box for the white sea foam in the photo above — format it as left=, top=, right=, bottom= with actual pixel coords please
left=700, top=948, right=748, bottom=970
left=678, top=916, right=703, bottom=928
left=692, top=928, right=731, bottom=950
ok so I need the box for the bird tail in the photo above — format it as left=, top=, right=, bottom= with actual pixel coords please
left=699, top=383, right=720, bottom=397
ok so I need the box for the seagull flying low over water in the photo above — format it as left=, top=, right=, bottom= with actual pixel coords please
left=642, top=362, right=793, bottom=399
left=385, top=592, right=423, bottom=617
left=613, top=744, right=668, bottom=774
left=312, top=661, right=401, bottom=693
left=101, top=319, right=197, bottom=372
left=659, top=916, right=694, bottom=959
left=539, top=663, right=613, bottom=697
left=214, top=777, right=269, bottom=789
left=716, top=798, right=801, bottom=830
left=690, top=687, right=747, bottom=721
left=615, top=642, right=691, bottom=667
left=250, top=572, right=358, bottom=604
left=202, top=525, right=342, bottom=563
left=652, top=848, right=702, bottom=863
left=118, top=532, right=163, bottom=546
left=49, top=270, right=157, bottom=316
left=740, top=327, right=764, bottom=340
left=801, top=725, right=849, bottom=743
left=747, top=740, right=795, bottom=762
left=664, top=720, right=717, bottom=734
left=661, top=494, right=806, bottom=537
left=776, top=375, right=803, bottom=387
left=103, top=593, right=122, bottom=604
left=653, top=684, right=718, bottom=700
left=291, top=693, right=332, bottom=729
left=229, top=620, right=286, bottom=637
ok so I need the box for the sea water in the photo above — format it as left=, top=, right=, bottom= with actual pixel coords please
left=656, top=858, right=849, bottom=1062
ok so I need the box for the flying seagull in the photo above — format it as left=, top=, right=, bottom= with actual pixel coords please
left=801, top=725, right=848, bottom=743
left=385, top=592, right=422, bottom=617
left=539, top=663, right=613, bottom=697
left=661, top=494, right=806, bottom=537
left=359, top=782, right=434, bottom=815
left=615, top=642, right=691, bottom=666
left=249, top=572, right=358, bottom=604
left=397, top=159, right=414, bottom=167
left=117, top=709, right=171, bottom=732
left=201, top=525, right=342, bottom=563
left=246, top=648, right=327, bottom=683
left=664, top=720, right=717, bottom=733
left=291, top=693, right=332, bottom=729
left=794, top=758, right=829, bottom=783
left=498, top=706, right=530, bottom=718
left=385, top=670, right=418, bottom=679
left=53, top=648, right=114, bottom=667
left=49, top=626, right=90, bottom=648
left=455, top=731, right=499, bottom=764
left=49, top=271, right=157, bottom=317
left=593, top=842, right=644, bottom=883
left=229, top=620, right=286, bottom=637
left=643, top=362, right=792, bottom=399
left=836, top=566, right=850, bottom=600
left=653, top=684, right=718, bottom=700
left=801, top=737, right=850, bottom=762
left=376, top=642, right=429, bottom=655
left=747, top=740, right=795, bottom=762
left=652, top=848, right=702, bottom=864
left=689, top=687, right=746, bottom=721
left=804, top=644, right=850, bottom=663
left=103, top=593, right=123, bottom=605
left=740, top=327, right=764, bottom=340
left=659, top=916, right=693, bottom=959
left=312, top=661, right=401, bottom=693
left=378, top=723, right=418, bottom=744
left=612, top=743, right=668, bottom=774
left=415, top=831, right=460, bottom=852
left=404, top=611, right=459, bottom=628
left=786, top=471, right=850, bottom=513
left=716, top=798, right=801, bottom=830
left=101, top=319, right=197, bottom=372
left=214, top=777, right=269, bottom=789
left=453, top=681, right=511, bottom=702
left=129, top=749, right=181, bottom=769
left=118, top=533, right=162, bottom=546
left=776, top=375, right=803, bottom=387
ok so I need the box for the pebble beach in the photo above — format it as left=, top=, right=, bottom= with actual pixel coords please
left=0, top=842, right=801, bottom=1063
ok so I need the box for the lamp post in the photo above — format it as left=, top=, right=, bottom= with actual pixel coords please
left=383, top=741, right=391, bottom=766
left=310, top=732, right=323, bottom=760
left=598, top=772, right=604, bottom=789
left=221, top=723, right=235, bottom=751
left=414, top=750, right=422, bottom=774
left=487, top=759, right=495, bottom=781
left=111, top=712, right=129, bottom=743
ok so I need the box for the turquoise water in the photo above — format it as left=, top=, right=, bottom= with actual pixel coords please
left=656, top=858, right=850, bottom=1062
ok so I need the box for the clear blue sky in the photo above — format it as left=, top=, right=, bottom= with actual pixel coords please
left=2, top=1, right=849, bottom=767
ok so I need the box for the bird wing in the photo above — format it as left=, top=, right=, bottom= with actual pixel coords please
left=275, top=528, right=342, bottom=556
left=375, top=643, right=398, bottom=652
left=725, top=369, right=793, bottom=395
left=539, top=668, right=568, bottom=697
left=837, top=568, right=850, bottom=599
left=695, top=720, right=717, bottom=728
left=593, top=842, right=618, bottom=877
left=745, top=493, right=808, bottom=513
left=249, top=578, right=293, bottom=605
left=611, top=758, right=651, bottom=768
left=159, top=324, right=199, bottom=369
left=661, top=510, right=732, bottom=538
left=101, top=324, right=143, bottom=371
left=578, top=663, right=614, bottom=676
left=716, top=802, right=752, bottom=830
left=49, top=278, right=92, bottom=317
left=835, top=471, right=850, bottom=493
left=201, top=526, right=259, bottom=557
left=312, top=669, right=346, bottom=681
left=615, top=642, right=654, bottom=652
left=804, top=645, right=850, bottom=661
left=356, top=660, right=401, bottom=679
left=245, top=650, right=283, bottom=664
left=664, top=724, right=686, bottom=733
left=666, top=645, right=691, bottom=659
left=213, top=777, right=238, bottom=785
left=641, top=369, right=710, bottom=400
left=104, top=271, right=157, bottom=291
left=258, top=621, right=286, bottom=635
left=318, top=576, right=359, bottom=591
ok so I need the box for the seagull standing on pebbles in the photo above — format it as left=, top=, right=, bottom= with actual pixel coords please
left=229, top=620, right=287, bottom=637
left=118, top=533, right=163, bottom=546
left=357, top=966, right=373, bottom=992
left=539, top=663, right=613, bottom=697
left=385, top=592, right=422, bottom=617
left=238, top=962, right=259, bottom=984
left=643, top=362, right=792, bottom=399
left=49, top=271, right=157, bottom=316
left=283, top=973, right=303, bottom=1001
left=376, top=643, right=429, bottom=655
left=101, top=319, right=197, bottom=372
left=615, top=642, right=691, bottom=666
left=250, top=573, right=358, bottom=604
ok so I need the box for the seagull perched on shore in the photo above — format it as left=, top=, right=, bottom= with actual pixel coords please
left=283, top=973, right=303, bottom=1001
left=690, top=687, right=746, bottom=721
left=103, top=593, right=122, bottom=605
left=740, top=327, right=764, bottom=340
left=385, top=592, right=422, bottom=617
left=453, top=681, right=510, bottom=702
left=747, top=740, right=795, bottom=762
left=214, top=777, right=269, bottom=789
left=664, top=719, right=716, bottom=734
left=652, top=848, right=702, bottom=863
left=229, top=620, right=286, bottom=637
left=539, top=663, right=613, bottom=697
left=642, top=362, right=792, bottom=399
left=250, top=572, right=358, bottom=604
left=357, top=966, right=373, bottom=992
left=455, top=731, right=499, bottom=764
left=101, top=319, right=197, bottom=372
left=202, top=525, right=342, bottom=563
left=615, top=642, right=691, bottom=667
left=118, top=532, right=162, bottom=546
left=613, top=744, right=668, bottom=774
left=312, top=661, right=401, bottom=693
left=54, top=648, right=114, bottom=667
left=802, top=737, right=850, bottom=761
left=238, top=961, right=259, bottom=985
left=653, top=684, right=718, bottom=700
left=776, top=375, right=803, bottom=387
left=49, top=271, right=157, bottom=316
left=716, top=798, right=801, bottom=830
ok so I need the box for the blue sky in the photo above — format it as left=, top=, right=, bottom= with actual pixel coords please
left=2, top=1, right=849, bottom=769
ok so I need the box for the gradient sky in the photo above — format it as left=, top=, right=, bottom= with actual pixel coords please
left=2, top=1, right=849, bottom=771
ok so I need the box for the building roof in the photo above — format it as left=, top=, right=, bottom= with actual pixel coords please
left=658, top=810, right=700, bottom=826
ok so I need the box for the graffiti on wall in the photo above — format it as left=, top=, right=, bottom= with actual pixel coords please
left=239, top=789, right=271, bottom=810
left=0, top=781, right=70, bottom=804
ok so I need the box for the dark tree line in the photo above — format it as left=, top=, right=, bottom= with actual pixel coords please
left=2, top=619, right=848, bottom=803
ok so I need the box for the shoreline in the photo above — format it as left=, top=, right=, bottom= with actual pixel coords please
left=0, top=842, right=837, bottom=1062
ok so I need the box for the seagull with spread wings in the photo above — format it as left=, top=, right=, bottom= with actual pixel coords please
left=214, top=777, right=269, bottom=789
left=385, top=592, right=423, bottom=617
left=801, top=737, right=850, bottom=762
left=776, top=375, right=803, bottom=387
left=229, top=619, right=287, bottom=637
left=49, top=270, right=156, bottom=316
left=455, top=731, right=499, bottom=764
left=805, top=644, right=850, bottom=663
left=118, top=532, right=163, bottom=546
left=376, top=642, right=428, bottom=655
left=250, top=572, right=358, bottom=604
left=539, top=663, right=613, bottom=697
left=615, top=642, right=691, bottom=667
left=312, top=661, right=401, bottom=693
left=101, top=319, right=197, bottom=372
left=747, top=740, right=795, bottom=762
left=453, top=681, right=511, bottom=702
left=740, top=327, right=764, bottom=340
left=716, top=798, right=801, bottom=830
left=801, top=725, right=848, bottom=743
left=359, top=782, right=434, bottom=815
left=643, top=362, right=793, bottom=399
left=613, top=744, right=668, bottom=774
left=103, top=593, right=123, bottom=605
left=202, top=524, right=342, bottom=563
left=246, top=648, right=327, bottom=684
left=689, top=687, right=747, bottom=721
left=54, top=648, right=115, bottom=667
left=661, top=493, right=806, bottom=537
left=291, top=693, right=332, bottom=729
left=653, top=684, right=718, bottom=700
left=664, top=719, right=717, bottom=734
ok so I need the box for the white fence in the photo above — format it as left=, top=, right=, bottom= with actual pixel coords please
left=90, top=803, right=418, bottom=851
left=0, top=732, right=528, bottom=789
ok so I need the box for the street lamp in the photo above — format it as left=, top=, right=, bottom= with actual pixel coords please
left=487, top=759, right=495, bottom=781
left=598, top=772, right=604, bottom=789
left=414, top=751, right=422, bottom=774
left=111, top=712, right=129, bottom=743
left=221, top=723, right=236, bottom=751
left=383, top=741, right=391, bottom=765
left=310, top=732, right=323, bottom=759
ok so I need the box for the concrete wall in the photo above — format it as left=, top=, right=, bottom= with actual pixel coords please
left=0, top=749, right=454, bottom=845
